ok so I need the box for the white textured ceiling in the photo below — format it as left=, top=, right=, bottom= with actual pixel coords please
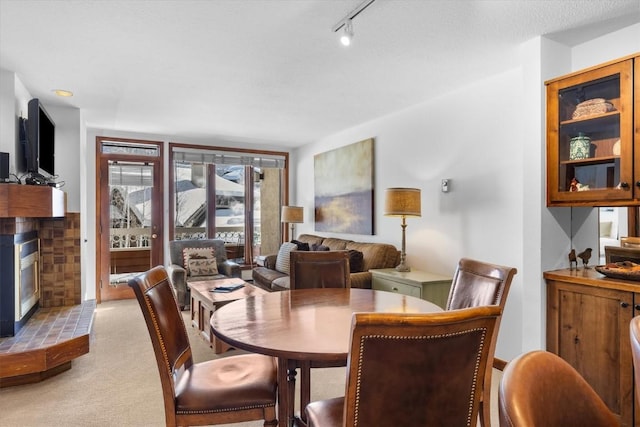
left=1, top=0, right=639, bottom=147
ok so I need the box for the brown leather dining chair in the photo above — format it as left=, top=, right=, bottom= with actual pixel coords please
left=128, top=266, right=278, bottom=427
left=446, top=257, right=517, bottom=427
left=305, top=305, right=502, bottom=427
left=289, top=250, right=351, bottom=290
left=289, top=250, right=351, bottom=420
left=499, top=350, right=618, bottom=427
left=631, top=315, right=640, bottom=405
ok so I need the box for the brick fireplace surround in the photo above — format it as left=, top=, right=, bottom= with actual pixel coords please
left=0, top=213, right=94, bottom=387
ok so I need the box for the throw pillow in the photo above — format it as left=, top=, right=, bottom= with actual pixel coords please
left=311, top=243, right=330, bottom=251
left=182, top=247, right=215, bottom=271
left=347, top=249, right=364, bottom=273
left=291, top=239, right=310, bottom=251
left=275, top=242, right=298, bottom=275
left=188, top=258, right=218, bottom=277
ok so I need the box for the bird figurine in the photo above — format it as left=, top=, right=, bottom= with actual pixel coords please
left=568, top=249, right=577, bottom=270
left=577, top=248, right=593, bottom=269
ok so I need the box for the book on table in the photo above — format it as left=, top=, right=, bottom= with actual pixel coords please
left=210, top=279, right=245, bottom=293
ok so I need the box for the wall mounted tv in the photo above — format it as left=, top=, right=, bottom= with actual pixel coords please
left=26, top=98, right=55, bottom=178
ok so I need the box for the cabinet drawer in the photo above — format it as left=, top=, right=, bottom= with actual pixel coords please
left=372, top=278, right=421, bottom=298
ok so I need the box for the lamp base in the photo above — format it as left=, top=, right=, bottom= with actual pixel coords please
left=395, top=263, right=411, bottom=272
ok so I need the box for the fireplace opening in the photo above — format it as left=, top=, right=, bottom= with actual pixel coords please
left=0, top=231, right=40, bottom=337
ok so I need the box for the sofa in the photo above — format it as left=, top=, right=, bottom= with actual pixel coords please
left=252, top=233, right=400, bottom=291
left=167, top=239, right=241, bottom=310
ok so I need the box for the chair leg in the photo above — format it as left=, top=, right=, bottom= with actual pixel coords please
left=479, top=369, right=492, bottom=427
left=263, top=406, right=278, bottom=427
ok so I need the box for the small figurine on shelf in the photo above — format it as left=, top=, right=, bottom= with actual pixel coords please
left=568, top=249, right=577, bottom=270
left=577, top=248, right=593, bottom=269
left=570, top=178, right=579, bottom=192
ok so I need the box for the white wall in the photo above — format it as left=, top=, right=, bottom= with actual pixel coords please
left=294, top=66, right=526, bottom=360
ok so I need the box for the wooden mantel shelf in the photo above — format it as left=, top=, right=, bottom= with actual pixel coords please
left=0, top=184, right=65, bottom=218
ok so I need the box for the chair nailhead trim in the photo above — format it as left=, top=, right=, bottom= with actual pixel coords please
left=353, top=327, right=487, bottom=427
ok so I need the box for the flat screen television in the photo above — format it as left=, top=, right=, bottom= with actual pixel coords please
left=26, top=98, right=55, bottom=178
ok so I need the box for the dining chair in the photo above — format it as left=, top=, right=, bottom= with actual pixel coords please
left=631, top=315, right=640, bottom=405
left=289, top=250, right=351, bottom=421
left=499, top=350, right=618, bottom=426
left=289, top=250, right=351, bottom=290
left=447, top=257, right=517, bottom=427
left=128, top=265, right=278, bottom=427
left=305, top=305, right=502, bottom=427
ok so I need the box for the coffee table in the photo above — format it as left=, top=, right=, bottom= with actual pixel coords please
left=188, top=277, right=267, bottom=353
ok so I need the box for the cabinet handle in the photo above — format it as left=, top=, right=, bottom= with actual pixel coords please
left=635, top=304, right=640, bottom=311
left=621, top=302, right=630, bottom=308
left=392, top=287, right=399, bottom=292
left=620, top=182, right=630, bottom=189
left=636, top=181, right=640, bottom=188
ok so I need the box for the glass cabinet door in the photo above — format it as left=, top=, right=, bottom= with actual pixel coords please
left=546, top=59, right=633, bottom=206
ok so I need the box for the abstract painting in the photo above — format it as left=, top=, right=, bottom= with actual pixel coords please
left=314, top=138, right=374, bottom=235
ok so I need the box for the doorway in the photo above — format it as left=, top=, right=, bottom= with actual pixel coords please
left=96, top=138, right=163, bottom=302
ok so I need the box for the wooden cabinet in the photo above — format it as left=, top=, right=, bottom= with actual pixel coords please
left=545, top=268, right=640, bottom=426
left=545, top=53, right=639, bottom=207
left=370, top=268, right=452, bottom=309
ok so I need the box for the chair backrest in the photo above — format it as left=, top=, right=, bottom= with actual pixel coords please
left=169, top=239, right=229, bottom=266
left=289, top=250, right=351, bottom=290
left=446, top=258, right=517, bottom=311
left=631, top=316, right=640, bottom=405
left=128, top=266, right=193, bottom=419
left=499, top=350, right=618, bottom=426
left=342, top=306, right=501, bottom=427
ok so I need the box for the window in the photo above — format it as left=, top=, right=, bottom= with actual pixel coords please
left=170, top=144, right=288, bottom=265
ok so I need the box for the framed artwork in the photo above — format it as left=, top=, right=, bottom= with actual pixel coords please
left=314, top=138, right=374, bottom=235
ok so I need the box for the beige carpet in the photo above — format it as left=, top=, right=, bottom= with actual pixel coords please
left=0, top=299, right=501, bottom=426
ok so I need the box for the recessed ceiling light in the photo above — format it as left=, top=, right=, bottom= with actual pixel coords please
left=53, top=89, right=73, bottom=97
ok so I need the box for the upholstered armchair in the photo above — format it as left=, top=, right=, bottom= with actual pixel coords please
left=167, top=239, right=241, bottom=310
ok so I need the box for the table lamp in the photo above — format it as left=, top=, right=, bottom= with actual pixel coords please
left=281, top=206, right=304, bottom=237
left=384, top=188, right=421, bottom=272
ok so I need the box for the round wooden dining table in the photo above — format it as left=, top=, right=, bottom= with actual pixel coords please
left=210, top=288, right=443, bottom=427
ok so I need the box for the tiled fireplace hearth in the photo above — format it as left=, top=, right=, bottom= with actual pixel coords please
left=0, top=212, right=89, bottom=387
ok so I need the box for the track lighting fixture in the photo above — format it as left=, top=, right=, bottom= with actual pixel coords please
left=340, top=20, right=354, bottom=46
left=332, top=0, right=376, bottom=47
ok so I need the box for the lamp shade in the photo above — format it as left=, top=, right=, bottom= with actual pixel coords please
left=384, top=188, right=421, bottom=217
left=281, top=206, right=304, bottom=223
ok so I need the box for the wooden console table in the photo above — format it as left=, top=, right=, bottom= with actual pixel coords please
left=371, top=268, right=452, bottom=308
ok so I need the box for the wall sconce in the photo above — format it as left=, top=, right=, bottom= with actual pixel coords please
left=281, top=206, right=304, bottom=237
left=384, top=188, right=421, bottom=272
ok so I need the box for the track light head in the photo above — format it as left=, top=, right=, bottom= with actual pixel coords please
left=340, top=19, right=354, bottom=46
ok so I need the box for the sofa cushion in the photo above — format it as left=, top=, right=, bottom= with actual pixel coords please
left=345, top=241, right=400, bottom=271
left=182, top=246, right=216, bottom=271
left=291, top=239, right=310, bottom=251
left=296, top=234, right=325, bottom=248
left=322, top=238, right=350, bottom=250
left=347, top=249, right=364, bottom=273
left=272, top=276, right=290, bottom=290
left=188, top=258, right=218, bottom=277
left=275, top=242, right=298, bottom=274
